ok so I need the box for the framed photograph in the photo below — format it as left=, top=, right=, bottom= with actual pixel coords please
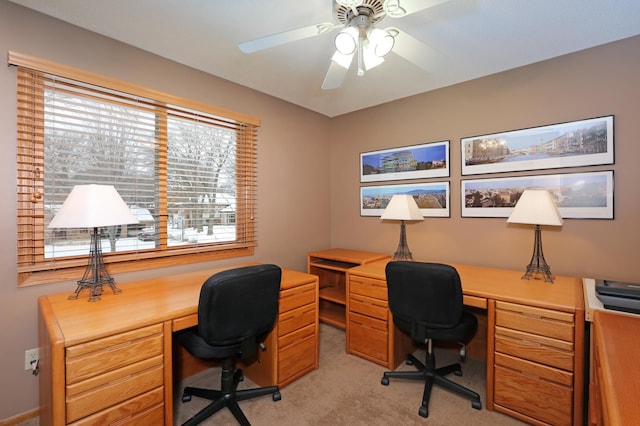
left=461, top=171, right=614, bottom=219
left=361, top=182, right=450, bottom=217
left=360, top=141, right=450, bottom=182
left=461, top=115, right=614, bottom=175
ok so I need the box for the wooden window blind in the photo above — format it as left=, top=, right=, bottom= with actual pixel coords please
left=10, top=52, right=258, bottom=286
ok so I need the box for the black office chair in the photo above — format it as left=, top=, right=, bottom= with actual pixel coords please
left=176, top=264, right=282, bottom=426
left=381, top=261, right=482, bottom=418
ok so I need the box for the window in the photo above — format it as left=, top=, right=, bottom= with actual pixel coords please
left=10, top=52, right=258, bottom=286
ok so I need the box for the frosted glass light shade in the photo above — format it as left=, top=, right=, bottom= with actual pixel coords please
left=48, top=184, right=140, bottom=229
left=507, top=189, right=563, bottom=226
left=335, top=26, right=359, bottom=55
left=336, top=0, right=364, bottom=7
left=368, top=28, right=395, bottom=57
left=381, top=194, right=424, bottom=221
left=331, top=50, right=355, bottom=69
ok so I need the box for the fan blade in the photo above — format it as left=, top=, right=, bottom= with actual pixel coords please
left=388, top=28, right=443, bottom=71
left=322, top=52, right=354, bottom=90
left=385, top=0, right=451, bottom=17
left=239, top=22, right=335, bottom=53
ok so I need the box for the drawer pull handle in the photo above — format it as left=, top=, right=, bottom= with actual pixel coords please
left=109, top=374, right=133, bottom=386
left=107, top=340, right=135, bottom=352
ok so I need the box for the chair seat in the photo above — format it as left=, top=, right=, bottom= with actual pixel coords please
left=393, top=311, right=478, bottom=343
left=177, top=328, right=243, bottom=359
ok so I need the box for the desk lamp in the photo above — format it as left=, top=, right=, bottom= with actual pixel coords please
left=381, top=194, right=424, bottom=261
left=48, top=184, right=140, bottom=301
left=507, top=189, right=563, bottom=283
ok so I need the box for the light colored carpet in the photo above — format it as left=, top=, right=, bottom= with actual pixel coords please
left=174, top=324, right=526, bottom=426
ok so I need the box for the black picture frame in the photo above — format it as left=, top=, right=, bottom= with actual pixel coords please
left=461, top=171, right=614, bottom=219
left=461, top=116, right=614, bottom=175
left=360, top=140, right=450, bottom=182
left=361, top=182, right=450, bottom=217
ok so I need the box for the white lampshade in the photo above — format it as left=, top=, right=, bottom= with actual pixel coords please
left=381, top=194, right=424, bottom=221
left=507, top=189, right=563, bottom=226
left=48, top=184, right=140, bottom=229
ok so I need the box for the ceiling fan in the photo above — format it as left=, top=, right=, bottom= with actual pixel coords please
left=239, top=0, right=448, bottom=90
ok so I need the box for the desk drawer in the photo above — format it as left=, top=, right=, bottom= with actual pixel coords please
left=495, top=352, right=573, bottom=387
left=280, top=282, right=316, bottom=312
left=66, top=363, right=164, bottom=423
left=66, top=324, right=164, bottom=384
left=495, top=326, right=574, bottom=371
left=69, top=387, right=164, bottom=426
left=278, top=304, right=315, bottom=337
left=349, top=312, right=387, bottom=364
left=496, top=301, right=574, bottom=342
left=350, top=293, right=387, bottom=321
left=278, top=329, right=316, bottom=384
left=349, top=276, right=387, bottom=300
left=494, top=364, right=573, bottom=426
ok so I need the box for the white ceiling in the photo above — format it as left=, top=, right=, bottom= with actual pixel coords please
left=9, top=0, right=640, bottom=117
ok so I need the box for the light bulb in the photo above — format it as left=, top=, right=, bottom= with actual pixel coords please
left=335, top=27, right=359, bottom=55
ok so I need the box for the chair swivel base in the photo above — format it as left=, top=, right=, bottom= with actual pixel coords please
left=381, top=352, right=482, bottom=418
left=181, top=359, right=281, bottom=426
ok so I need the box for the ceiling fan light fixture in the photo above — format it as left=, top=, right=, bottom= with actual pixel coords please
left=363, top=42, right=385, bottom=70
left=331, top=50, right=355, bottom=69
left=335, top=26, right=359, bottom=55
left=336, top=0, right=364, bottom=8
left=368, top=27, right=395, bottom=57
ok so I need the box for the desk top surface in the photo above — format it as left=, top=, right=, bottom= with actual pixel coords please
left=349, top=259, right=583, bottom=312
left=593, top=310, right=640, bottom=425
left=39, top=265, right=316, bottom=346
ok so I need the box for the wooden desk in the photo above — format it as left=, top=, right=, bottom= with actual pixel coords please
left=590, top=310, right=640, bottom=425
left=583, top=279, right=640, bottom=426
left=37, top=265, right=319, bottom=426
left=346, top=259, right=584, bottom=426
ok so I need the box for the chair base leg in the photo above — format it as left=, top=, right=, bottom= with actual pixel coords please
left=181, top=358, right=280, bottom=426
left=381, top=351, right=482, bottom=418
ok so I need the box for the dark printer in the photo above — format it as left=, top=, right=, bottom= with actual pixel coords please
left=595, top=279, right=640, bottom=314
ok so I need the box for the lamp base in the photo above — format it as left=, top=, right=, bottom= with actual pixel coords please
left=521, top=225, right=554, bottom=283
left=521, top=264, right=554, bottom=283
left=391, top=220, right=414, bottom=261
left=68, top=227, right=122, bottom=302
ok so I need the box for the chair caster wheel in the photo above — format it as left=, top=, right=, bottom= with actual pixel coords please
left=181, top=394, right=192, bottom=403
left=381, top=376, right=389, bottom=386
left=454, top=369, right=462, bottom=376
left=406, top=358, right=414, bottom=366
left=419, top=405, right=429, bottom=418
left=273, top=391, right=281, bottom=402
left=472, top=400, right=482, bottom=410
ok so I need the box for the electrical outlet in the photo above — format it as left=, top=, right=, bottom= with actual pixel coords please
left=24, top=348, right=39, bottom=370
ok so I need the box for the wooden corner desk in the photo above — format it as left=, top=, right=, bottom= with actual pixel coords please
left=346, top=259, right=585, bottom=426
left=582, top=278, right=640, bottom=425
left=37, top=265, right=319, bottom=426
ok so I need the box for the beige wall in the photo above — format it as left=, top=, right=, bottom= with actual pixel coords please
left=1, top=0, right=639, bottom=421
left=330, top=35, right=640, bottom=283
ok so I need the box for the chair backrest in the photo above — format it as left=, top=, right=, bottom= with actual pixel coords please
left=197, top=264, right=281, bottom=350
left=385, top=261, right=464, bottom=333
